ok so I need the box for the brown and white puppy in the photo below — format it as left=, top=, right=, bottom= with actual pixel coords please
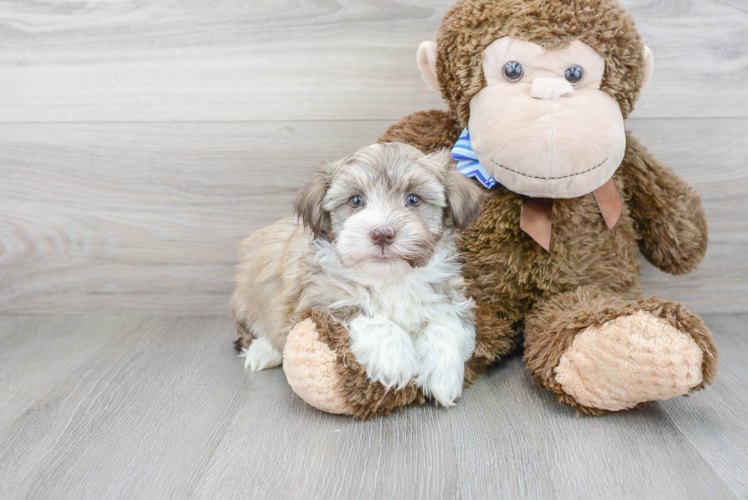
left=231, top=142, right=484, bottom=406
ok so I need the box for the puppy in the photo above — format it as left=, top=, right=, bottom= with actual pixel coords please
left=231, top=142, right=485, bottom=406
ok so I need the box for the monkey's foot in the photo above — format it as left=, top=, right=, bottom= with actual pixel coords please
left=524, top=289, right=717, bottom=414
left=283, top=316, right=352, bottom=415
left=282, top=308, right=425, bottom=419
left=555, top=310, right=706, bottom=411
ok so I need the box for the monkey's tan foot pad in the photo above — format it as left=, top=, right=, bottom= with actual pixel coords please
left=554, top=310, right=706, bottom=412
left=283, top=308, right=427, bottom=419
left=283, top=318, right=354, bottom=416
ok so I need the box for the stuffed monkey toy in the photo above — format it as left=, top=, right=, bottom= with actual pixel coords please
left=273, top=0, right=718, bottom=419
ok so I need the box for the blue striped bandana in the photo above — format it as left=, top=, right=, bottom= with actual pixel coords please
left=451, top=128, right=498, bottom=189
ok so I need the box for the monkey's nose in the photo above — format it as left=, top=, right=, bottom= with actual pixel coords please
left=371, top=226, right=395, bottom=247
left=530, top=77, right=574, bottom=100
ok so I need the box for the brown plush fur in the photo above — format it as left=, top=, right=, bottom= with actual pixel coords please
left=379, top=110, right=464, bottom=154
left=458, top=168, right=642, bottom=323
left=464, top=299, right=518, bottom=385
left=378, top=0, right=713, bottom=412
left=283, top=0, right=716, bottom=416
left=620, top=136, right=708, bottom=275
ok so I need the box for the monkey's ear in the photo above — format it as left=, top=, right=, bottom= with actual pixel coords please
left=428, top=149, right=486, bottom=231
left=293, top=169, right=330, bottom=238
left=417, top=41, right=440, bottom=92
left=642, top=46, right=654, bottom=89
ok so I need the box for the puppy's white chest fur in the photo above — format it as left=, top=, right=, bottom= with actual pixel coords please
left=348, top=257, right=465, bottom=336
left=369, top=281, right=428, bottom=335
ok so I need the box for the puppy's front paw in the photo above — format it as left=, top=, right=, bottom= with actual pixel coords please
left=415, top=354, right=465, bottom=407
left=348, top=315, right=416, bottom=389
left=414, top=319, right=474, bottom=407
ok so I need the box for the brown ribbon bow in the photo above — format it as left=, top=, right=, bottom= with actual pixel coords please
left=519, top=179, right=622, bottom=251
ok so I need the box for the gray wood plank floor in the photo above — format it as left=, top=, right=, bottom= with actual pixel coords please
left=1, top=314, right=745, bottom=500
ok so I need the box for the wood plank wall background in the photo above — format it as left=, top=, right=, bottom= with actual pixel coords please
left=1, top=0, right=746, bottom=315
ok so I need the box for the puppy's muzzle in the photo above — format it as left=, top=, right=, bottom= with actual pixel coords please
left=371, top=226, right=395, bottom=247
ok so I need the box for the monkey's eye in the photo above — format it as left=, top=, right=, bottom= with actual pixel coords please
left=405, top=194, right=421, bottom=207
left=565, top=65, right=584, bottom=84
left=502, top=61, right=524, bottom=82
left=350, top=195, right=365, bottom=209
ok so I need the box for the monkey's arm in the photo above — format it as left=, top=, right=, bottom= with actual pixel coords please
left=620, top=134, right=707, bottom=275
left=378, top=110, right=463, bottom=154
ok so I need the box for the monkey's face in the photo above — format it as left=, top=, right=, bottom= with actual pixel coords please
left=468, top=37, right=626, bottom=199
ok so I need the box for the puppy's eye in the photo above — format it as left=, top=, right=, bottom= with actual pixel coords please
left=349, top=195, right=364, bottom=209
left=565, top=65, right=583, bottom=84
left=502, top=61, right=524, bottom=82
left=405, top=194, right=421, bottom=207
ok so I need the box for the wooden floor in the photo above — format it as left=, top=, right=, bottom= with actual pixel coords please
left=0, top=314, right=745, bottom=500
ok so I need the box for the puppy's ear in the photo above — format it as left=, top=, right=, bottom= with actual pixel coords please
left=294, top=167, right=330, bottom=238
left=427, top=149, right=486, bottom=231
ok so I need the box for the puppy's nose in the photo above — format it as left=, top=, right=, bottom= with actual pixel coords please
left=371, top=226, right=395, bottom=247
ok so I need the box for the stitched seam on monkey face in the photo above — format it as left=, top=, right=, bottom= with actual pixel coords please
left=489, top=157, right=609, bottom=180
left=550, top=97, right=555, bottom=175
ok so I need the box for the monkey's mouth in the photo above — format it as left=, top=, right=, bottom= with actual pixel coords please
left=490, top=157, right=609, bottom=180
